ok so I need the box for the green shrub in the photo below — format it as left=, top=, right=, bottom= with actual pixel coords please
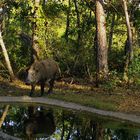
left=128, top=56, right=140, bottom=85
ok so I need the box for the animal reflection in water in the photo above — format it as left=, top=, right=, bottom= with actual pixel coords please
left=24, top=106, right=56, bottom=139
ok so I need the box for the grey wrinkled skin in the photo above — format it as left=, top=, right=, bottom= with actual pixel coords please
left=26, top=59, right=60, bottom=97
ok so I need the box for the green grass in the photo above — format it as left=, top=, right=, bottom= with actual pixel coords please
left=48, top=90, right=119, bottom=111
left=0, top=79, right=140, bottom=115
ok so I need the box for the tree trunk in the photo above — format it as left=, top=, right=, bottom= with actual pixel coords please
left=0, top=32, right=15, bottom=81
left=108, top=13, right=115, bottom=52
left=61, top=113, right=65, bottom=140
left=73, top=0, right=81, bottom=48
left=0, top=105, right=10, bottom=128
left=65, top=0, right=71, bottom=42
left=32, top=0, right=41, bottom=62
left=95, top=0, right=108, bottom=86
left=122, top=0, right=133, bottom=81
left=95, top=123, right=104, bottom=140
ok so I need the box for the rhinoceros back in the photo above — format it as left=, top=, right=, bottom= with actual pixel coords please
left=41, top=59, right=59, bottom=80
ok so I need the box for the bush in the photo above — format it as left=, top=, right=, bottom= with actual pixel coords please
left=128, top=56, right=140, bottom=85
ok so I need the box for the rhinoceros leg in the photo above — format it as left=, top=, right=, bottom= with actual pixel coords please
left=48, top=79, right=55, bottom=94
left=30, top=85, right=35, bottom=97
left=40, top=82, right=45, bottom=96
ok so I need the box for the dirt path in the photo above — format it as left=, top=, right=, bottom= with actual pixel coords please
left=0, top=96, right=140, bottom=124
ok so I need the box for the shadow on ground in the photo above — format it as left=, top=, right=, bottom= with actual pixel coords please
left=0, top=78, right=94, bottom=97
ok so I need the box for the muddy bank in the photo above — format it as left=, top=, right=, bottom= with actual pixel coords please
left=0, top=96, right=140, bottom=124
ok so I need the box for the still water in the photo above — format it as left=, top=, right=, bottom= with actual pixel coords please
left=0, top=103, right=140, bottom=140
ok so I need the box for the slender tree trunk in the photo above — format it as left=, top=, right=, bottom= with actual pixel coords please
left=95, top=123, right=104, bottom=140
left=122, top=0, right=133, bottom=81
left=65, top=0, right=71, bottom=42
left=61, top=113, right=65, bottom=140
left=108, top=13, right=115, bottom=52
left=0, top=32, right=15, bottom=81
left=95, top=0, right=108, bottom=86
left=73, top=0, right=81, bottom=48
left=32, top=0, right=41, bottom=62
left=0, top=105, right=10, bottom=128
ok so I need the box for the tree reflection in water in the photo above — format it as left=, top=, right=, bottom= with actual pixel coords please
left=0, top=104, right=139, bottom=140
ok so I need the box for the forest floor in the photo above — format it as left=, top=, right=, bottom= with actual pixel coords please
left=0, top=77, right=140, bottom=116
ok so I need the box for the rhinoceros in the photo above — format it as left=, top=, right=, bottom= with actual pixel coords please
left=26, top=58, right=60, bottom=96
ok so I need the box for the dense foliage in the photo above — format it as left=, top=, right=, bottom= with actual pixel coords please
left=0, top=0, right=140, bottom=85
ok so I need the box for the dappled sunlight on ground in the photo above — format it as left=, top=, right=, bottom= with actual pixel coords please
left=118, top=95, right=140, bottom=115
left=0, top=78, right=140, bottom=115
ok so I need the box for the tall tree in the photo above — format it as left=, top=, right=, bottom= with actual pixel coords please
left=0, top=5, right=15, bottom=81
left=0, top=32, right=15, bottom=81
left=0, top=105, right=9, bottom=128
left=95, top=0, right=108, bottom=86
left=65, top=0, right=71, bottom=42
left=122, top=0, right=133, bottom=81
left=73, top=0, right=81, bottom=48
left=108, top=13, right=115, bottom=52
left=32, top=0, right=41, bottom=62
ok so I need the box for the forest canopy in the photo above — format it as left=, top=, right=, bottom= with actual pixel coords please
left=0, top=0, right=140, bottom=87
